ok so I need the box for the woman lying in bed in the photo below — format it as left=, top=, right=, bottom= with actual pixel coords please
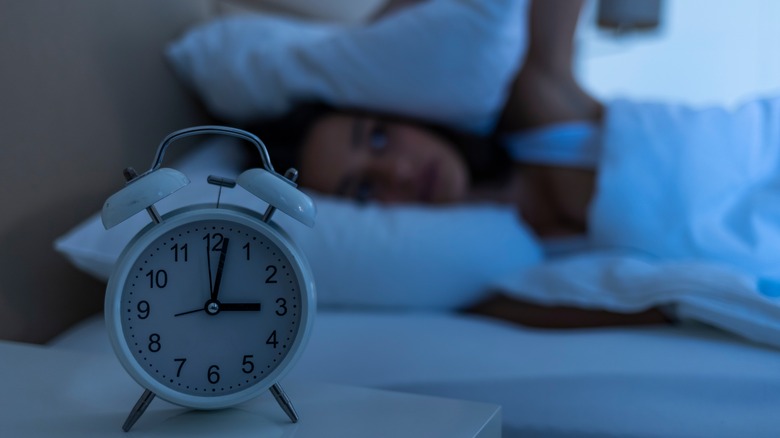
left=248, top=0, right=673, bottom=328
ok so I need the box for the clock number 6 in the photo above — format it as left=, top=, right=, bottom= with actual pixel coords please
left=208, top=365, right=220, bottom=384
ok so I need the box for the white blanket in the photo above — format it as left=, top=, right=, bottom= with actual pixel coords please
left=495, top=252, right=780, bottom=349
left=496, top=97, right=780, bottom=349
left=592, top=97, right=780, bottom=277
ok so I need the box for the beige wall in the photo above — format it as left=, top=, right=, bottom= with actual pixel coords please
left=0, top=0, right=213, bottom=342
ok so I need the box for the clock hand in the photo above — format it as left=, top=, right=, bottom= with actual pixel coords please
left=219, top=302, right=262, bottom=311
left=206, top=238, right=213, bottom=297
left=211, top=238, right=229, bottom=301
left=174, top=307, right=205, bottom=317
left=174, top=301, right=261, bottom=316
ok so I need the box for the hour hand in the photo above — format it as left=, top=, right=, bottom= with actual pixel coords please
left=175, top=301, right=262, bottom=317
left=219, top=302, right=262, bottom=312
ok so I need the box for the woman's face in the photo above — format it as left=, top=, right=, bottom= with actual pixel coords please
left=297, top=113, right=470, bottom=204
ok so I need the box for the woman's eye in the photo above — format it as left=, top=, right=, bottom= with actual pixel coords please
left=368, top=124, right=387, bottom=151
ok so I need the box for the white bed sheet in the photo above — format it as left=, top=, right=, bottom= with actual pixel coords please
left=50, top=311, right=780, bottom=437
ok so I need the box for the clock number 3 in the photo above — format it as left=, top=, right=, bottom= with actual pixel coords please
left=275, top=298, right=287, bottom=316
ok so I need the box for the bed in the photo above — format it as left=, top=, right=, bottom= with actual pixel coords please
left=4, top=1, right=780, bottom=437
left=46, top=308, right=780, bottom=437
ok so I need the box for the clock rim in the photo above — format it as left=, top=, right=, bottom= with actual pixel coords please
left=104, top=204, right=316, bottom=409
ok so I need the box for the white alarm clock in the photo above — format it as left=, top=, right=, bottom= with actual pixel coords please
left=101, top=126, right=316, bottom=432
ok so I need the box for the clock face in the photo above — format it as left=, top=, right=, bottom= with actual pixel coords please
left=106, top=207, right=313, bottom=409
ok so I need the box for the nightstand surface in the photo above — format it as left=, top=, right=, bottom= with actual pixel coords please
left=0, top=340, right=501, bottom=437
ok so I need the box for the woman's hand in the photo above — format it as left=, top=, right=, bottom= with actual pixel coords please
left=497, top=0, right=603, bottom=132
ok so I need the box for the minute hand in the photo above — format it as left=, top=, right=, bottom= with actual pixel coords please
left=211, top=238, right=229, bottom=301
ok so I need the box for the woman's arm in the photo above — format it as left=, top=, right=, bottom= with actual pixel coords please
left=466, top=293, right=672, bottom=329
left=497, top=0, right=603, bottom=131
left=495, top=1, right=602, bottom=235
left=371, top=0, right=427, bottom=21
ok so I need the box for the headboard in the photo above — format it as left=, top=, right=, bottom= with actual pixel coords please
left=0, top=0, right=389, bottom=344
left=0, top=0, right=214, bottom=343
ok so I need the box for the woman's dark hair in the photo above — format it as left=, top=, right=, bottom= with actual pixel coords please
left=244, top=102, right=335, bottom=174
left=425, top=121, right=512, bottom=186
left=244, top=102, right=512, bottom=186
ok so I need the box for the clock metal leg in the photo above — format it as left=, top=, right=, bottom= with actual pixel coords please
left=122, top=389, right=156, bottom=432
left=270, top=383, right=298, bottom=423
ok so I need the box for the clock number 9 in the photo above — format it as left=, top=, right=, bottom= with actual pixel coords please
left=137, top=300, right=150, bottom=319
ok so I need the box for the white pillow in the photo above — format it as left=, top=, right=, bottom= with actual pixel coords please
left=166, top=0, right=529, bottom=134
left=55, top=139, right=542, bottom=310
left=218, top=0, right=388, bottom=24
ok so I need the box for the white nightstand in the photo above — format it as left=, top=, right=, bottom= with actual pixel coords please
left=0, top=341, right=500, bottom=437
